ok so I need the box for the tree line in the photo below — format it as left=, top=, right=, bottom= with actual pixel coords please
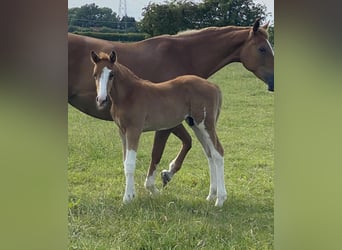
left=68, top=0, right=273, bottom=44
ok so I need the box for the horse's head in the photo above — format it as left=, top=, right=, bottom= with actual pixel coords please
left=240, top=19, right=274, bottom=92
left=90, top=50, right=116, bottom=109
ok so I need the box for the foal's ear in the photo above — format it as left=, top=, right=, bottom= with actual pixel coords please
left=253, top=18, right=261, bottom=33
left=90, top=51, right=100, bottom=64
left=109, top=51, right=116, bottom=63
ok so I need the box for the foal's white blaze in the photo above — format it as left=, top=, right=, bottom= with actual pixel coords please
left=97, top=66, right=112, bottom=104
left=123, top=149, right=137, bottom=203
left=266, top=39, right=274, bottom=56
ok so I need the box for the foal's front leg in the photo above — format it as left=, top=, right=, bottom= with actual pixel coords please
left=122, top=129, right=140, bottom=203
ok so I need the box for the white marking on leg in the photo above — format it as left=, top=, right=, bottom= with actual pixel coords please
left=206, top=157, right=217, bottom=201
left=123, top=149, right=136, bottom=203
left=196, top=120, right=227, bottom=206
left=144, top=168, right=160, bottom=195
left=168, top=159, right=176, bottom=175
left=212, top=151, right=227, bottom=207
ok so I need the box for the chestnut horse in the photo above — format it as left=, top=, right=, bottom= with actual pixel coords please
left=69, top=19, right=274, bottom=188
left=91, top=50, right=226, bottom=206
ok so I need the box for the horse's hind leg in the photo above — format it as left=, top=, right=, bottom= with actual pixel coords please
left=160, top=124, right=192, bottom=186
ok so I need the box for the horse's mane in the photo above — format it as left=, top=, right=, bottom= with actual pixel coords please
left=175, top=25, right=268, bottom=38
left=176, top=27, right=219, bottom=36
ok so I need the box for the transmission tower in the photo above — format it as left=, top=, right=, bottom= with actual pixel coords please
left=118, top=0, right=127, bottom=18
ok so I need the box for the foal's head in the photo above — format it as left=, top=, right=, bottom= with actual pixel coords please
left=240, top=19, right=274, bottom=92
left=90, top=50, right=117, bottom=109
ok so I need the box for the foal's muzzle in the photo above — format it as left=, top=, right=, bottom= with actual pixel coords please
left=96, top=96, right=108, bottom=109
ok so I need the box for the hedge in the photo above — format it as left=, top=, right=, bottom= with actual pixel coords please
left=72, top=31, right=148, bottom=42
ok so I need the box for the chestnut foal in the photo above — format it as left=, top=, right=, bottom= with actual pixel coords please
left=91, top=50, right=227, bottom=206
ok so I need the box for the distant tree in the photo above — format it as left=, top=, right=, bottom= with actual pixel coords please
left=140, top=1, right=197, bottom=36
left=140, top=0, right=269, bottom=36
left=120, top=16, right=139, bottom=32
left=198, top=0, right=267, bottom=27
left=68, top=3, right=137, bottom=32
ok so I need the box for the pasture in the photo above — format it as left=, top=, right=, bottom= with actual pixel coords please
left=68, top=63, right=274, bottom=249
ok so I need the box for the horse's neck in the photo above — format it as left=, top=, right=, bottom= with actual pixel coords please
left=183, top=27, right=250, bottom=77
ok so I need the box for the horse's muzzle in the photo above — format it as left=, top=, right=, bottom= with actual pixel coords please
left=266, top=75, right=274, bottom=92
left=268, top=82, right=274, bottom=92
left=96, top=96, right=108, bottom=109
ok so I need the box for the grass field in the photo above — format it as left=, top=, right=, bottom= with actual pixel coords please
left=68, top=63, right=274, bottom=249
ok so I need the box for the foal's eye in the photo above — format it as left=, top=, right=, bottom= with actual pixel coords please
left=109, top=72, right=114, bottom=79
left=258, top=47, right=267, bottom=54
left=93, top=74, right=97, bottom=79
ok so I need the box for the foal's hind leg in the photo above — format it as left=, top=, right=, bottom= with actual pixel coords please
left=192, top=122, right=227, bottom=207
left=210, top=133, right=227, bottom=207
left=190, top=125, right=218, bottom=201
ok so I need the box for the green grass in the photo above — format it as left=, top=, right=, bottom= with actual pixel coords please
left=68, top=63, right=274, bottom=249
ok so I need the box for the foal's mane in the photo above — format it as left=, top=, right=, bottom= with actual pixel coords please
left=98, top=52, right=111, bottom=60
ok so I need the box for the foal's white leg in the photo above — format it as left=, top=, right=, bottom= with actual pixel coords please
left=191, top=124, right=218, bottom=202
left=192, top=121, right=227, bottom=207
left=206, top=157, right=217, bottom=201
left=212, top=151, right=227, bottom=207
left=123, top=149, right=137, bottom=203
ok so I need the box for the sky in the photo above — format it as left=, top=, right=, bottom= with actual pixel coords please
left=68, top=0, right=274, bottom=23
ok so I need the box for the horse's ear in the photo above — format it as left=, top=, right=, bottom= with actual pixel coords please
left=91, top=51, right=100, bottom=64
left=262, top=21, right=270, bottom=31
left=253, top=18, right=261, bottom=33
left=109, top=51, right=116, bottom=63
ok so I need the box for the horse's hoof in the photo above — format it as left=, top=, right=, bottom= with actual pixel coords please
left=145, top=185, right=160, bottom=195
left=161, top=170, right=172, bottom=187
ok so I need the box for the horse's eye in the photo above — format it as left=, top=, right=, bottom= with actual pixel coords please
left=109, top=72, right=114, bottom=79
left=259, top=47, right=267, bottom=54
left=93, top=74, right=97, bottom=79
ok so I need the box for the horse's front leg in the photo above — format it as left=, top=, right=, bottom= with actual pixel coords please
left=161, top=124, right=192, bottom=186
left=122, top=128, right=141, bottom=203
left=144, top=130, right=171, bottom=194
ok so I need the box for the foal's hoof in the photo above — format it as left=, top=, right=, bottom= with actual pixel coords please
left=161, top=170, right=172, bottom=187
left=206, top=193, right=217, bottom=201
left=214, top=195, right=227, bottom=207
left=123, top=193, right=135, bottom=204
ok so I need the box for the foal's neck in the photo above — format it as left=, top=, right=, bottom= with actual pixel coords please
left=110, top=63, right=143, bottom=104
